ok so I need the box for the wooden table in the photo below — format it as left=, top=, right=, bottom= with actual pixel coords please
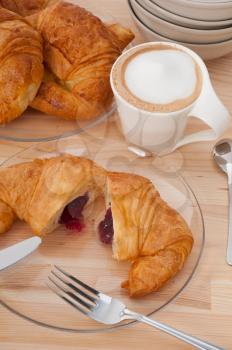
left=0, top=1, right=232, bottom=349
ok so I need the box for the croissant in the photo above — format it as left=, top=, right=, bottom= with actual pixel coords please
left=0, top=0, right=56, bottom=16
left=0, top=155, right=106, bottom=235
left=0, top=155, right=193, bottom=297
left=105, top=172, right=193, bottom=297
left=28, top=1, right=134, bottom=120
left=0, top=200, right=15, bottom=234
left=0, top=8, right=44, bottom=124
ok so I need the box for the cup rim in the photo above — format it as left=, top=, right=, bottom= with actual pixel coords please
left=110, top=41, right=206, bottom=116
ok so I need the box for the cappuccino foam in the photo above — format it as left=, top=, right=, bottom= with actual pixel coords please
left=112, top=44, right=203, bottom=113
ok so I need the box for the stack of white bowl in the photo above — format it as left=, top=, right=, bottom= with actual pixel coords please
left=128, top=0, right=232, bottom=60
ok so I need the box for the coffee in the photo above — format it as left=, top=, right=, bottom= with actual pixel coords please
left=112, top=44, right=203, bottom=113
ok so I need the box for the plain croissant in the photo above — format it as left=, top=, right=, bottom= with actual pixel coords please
left=0, top=0, right=57, bottom=16
left=28, top=1, right=134, bottom=120
left=0, top=155, right=193, bottom=297
left=0, top=8, right=44, bottom=124
left=0, top=1, right=134, bottom=123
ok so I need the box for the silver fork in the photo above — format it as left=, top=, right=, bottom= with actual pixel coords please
left=48, top=266, right=225, bottom=350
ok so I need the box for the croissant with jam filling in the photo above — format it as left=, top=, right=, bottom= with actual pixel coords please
left=0, top=155, right=193, bottom=297
left=0, top=155, right=106, bottom=236
left=100, top=172, right=193, bottom=297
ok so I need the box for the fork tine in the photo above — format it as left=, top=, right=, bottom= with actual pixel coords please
left=48, top=275, right=93, bottom=311
left=47, top=281, right=89, bottom=317
left=54, top=265, right=99, bottom=296
left=51, top=269, right=97, bottom=304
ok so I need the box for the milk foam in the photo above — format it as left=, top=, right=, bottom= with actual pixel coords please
left=124, top=49, right=197, bottom=105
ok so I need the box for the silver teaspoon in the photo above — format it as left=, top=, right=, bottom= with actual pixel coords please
left=128, top=145, right=152, bottom=158
left=213, top=139, right=232, bottom=266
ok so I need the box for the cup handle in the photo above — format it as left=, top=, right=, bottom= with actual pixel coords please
left=173, top=77, right=231, bottom=150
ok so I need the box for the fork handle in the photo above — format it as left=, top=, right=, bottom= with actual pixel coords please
left=124, top=309, right=225, bottom=350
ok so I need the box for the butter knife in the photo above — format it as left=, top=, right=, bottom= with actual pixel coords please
left=0, top=236, right=42, bottom=271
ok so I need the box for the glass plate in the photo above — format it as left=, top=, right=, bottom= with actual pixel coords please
left=0, top=0, right=134, bottom=142
left=0, top=139, right=205, bottom=333
left=0, top=105, right=115, bottom=143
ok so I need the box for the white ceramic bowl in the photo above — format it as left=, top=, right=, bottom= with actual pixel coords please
left=187, top=0, right=232, bottom=3
left=138, top=0, right=232, bottom=29
left=131, top=0, right=232, bottom=44
left=152, top=0, right=232, bottom=21
left=127, top=0, right=232, bottom=60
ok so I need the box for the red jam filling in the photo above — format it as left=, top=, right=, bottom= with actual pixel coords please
left=59, top=193, right=89, bottom=232
left=98, top=208, right=114, bottom=244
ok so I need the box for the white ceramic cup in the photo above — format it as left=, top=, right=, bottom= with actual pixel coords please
left=110, top=42, right=231, bottom=155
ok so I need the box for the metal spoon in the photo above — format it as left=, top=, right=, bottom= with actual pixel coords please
left=128, top=145, right=152, bottom=158
left=213, top=139, right=232, bottom=266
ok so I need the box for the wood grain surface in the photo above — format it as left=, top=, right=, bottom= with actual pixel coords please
left=0, top=0, right=232, bottom=349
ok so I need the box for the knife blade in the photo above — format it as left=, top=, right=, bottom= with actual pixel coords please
left=0, top=236, right=42, bottom=271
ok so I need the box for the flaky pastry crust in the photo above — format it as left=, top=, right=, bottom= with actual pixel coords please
left=0, top=200, right=15, bottom=234
left=0, top=0, right=57, bottom=16
left=29, top=1, right=134, bottom=120
left=0, top=155, right=106, bottom=235
left=0, top=156, right=193, bottom=297
left=0, top=8, right=44, bottom=124
left=107, top=172, right=193, bottom=297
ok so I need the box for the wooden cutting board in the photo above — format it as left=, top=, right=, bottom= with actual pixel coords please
left=0, top=0, right=232, bottom=349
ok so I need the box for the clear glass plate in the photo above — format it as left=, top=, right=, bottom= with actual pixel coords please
left=0, top=0, right=134, bottom=143
left=0, top=139, right=205, bottom=333
left=0, top=106, right=116, bottom=143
